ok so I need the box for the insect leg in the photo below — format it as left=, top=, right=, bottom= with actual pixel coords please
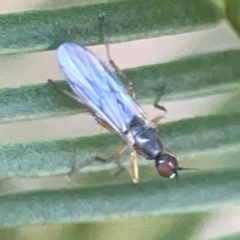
left=151, top=99, right=166, bottom=125
left=154, top=95, right=167, bottom=112
left=98, top=14, right=136, bottom=99
left=96, top=147, right=139, bottom=183
left=151, top=85, right=167, bottom=125
left=153, top=84, right=167, bottom=112
left=95, top=144, right=127, bottom=163
left=151, top=115, right=165, bottom=126
left=94, top=115, right=139, bottom=182
left=93, top=115, right=116, bottom=132
left=48, top=79, right=83, bottom=103
left=128, top=151, right=139, bottom=183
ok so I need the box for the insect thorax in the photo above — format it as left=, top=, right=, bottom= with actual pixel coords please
left=128, top=116, right=163, bottom=159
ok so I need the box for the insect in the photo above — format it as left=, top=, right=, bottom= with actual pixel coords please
left=50, top=15, right=194, bottom=183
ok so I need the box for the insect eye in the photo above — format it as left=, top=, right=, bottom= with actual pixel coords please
left=156, top=161, right=174, bottom=178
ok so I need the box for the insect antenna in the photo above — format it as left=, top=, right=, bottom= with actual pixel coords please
left=177, top=167, right=199, bottom=171
left=98, top=13, right=111, bottom=59
left=174, top=167, right=199, bottom=183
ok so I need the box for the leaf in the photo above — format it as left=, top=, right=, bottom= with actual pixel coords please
left=1, top=50, right=240, bottom=123
left=0, top=0, right=239, bottom=239
left=225, top=0, right=240, bottom=37
left=0, top=0, right=222, bottom=54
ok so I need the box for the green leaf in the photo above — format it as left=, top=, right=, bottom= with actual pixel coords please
left=1, top=49, right=240, bottom=123
left=0, top=169, right=238, bottom=228
left=209, top=232, right=240, bottom=240
left=0, top=212, right=207, bottom=240
left=0, top=0, right=238, bottom=238
left=225, top=0, right=240, bottom=37
left=0, top=0, right=221, bottom=54
left=0, top=111, right=240, bottom=181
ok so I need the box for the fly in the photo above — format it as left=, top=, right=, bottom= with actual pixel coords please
left=49, top=14, right=195, bottom=183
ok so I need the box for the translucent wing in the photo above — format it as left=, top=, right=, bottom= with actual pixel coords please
left=57, top=42, right=147, bottom=134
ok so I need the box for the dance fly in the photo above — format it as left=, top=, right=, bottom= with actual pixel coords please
left=52, top=15, right=194, bottom=183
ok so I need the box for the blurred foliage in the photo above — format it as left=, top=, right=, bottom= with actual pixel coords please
left=0, top=212, right=207, bottom=240
left=1, top=49, right=240, bottom=123
left=225, top=0, right=240, bottom=37
left=0, top=0, right=221, bottom=54
left=210, top=232, right=240, bottom=240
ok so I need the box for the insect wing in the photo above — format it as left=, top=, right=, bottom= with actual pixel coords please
left=57, top=42, right=147, bottom=134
